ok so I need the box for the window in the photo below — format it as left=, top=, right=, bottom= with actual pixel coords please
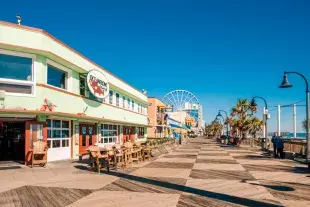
left=79, top=74, right=96, bottom=100
left=138, top=127, right=145, bottom=137
left=47, top=119, right=70, bottom=149
left=138, top=103, right=140, bottom=113
left=123, top=96, right=126, bottom=108
left=79, top=75, right=86, bottom=96
left=143, top=106, right=147, bottom=114
left=0, top=50, right=34, bottom=95
left=127, top=98, right=130, bottom=110
left=109, top=90, right=113, bottom=104
left=100, top=124, right=118, bottom=144
left=132, top=100, right=135, bottom=111
left=116, top=93, right=120, bottom=106
left=47, top=64, right=67, bottom=89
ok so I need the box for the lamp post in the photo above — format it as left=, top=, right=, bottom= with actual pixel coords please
left=279, top=71, right=310, bottom=168
left=214, top=117, right=223, bottom=138
left=217, top=110, right=229, bottom=138
left=251, top=96, right=268, bottom=141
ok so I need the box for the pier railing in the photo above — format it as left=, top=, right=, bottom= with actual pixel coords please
left=240, top=137, right=307, bottom=156
left=283, top=138, right=306, bottom=156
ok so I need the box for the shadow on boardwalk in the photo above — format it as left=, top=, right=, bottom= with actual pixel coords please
left=74, top=165, right=284, bottom=207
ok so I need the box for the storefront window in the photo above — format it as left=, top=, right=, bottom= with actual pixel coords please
left=100, top=124, right=118, bottom=144
left=47, top=64, right=67, bottom=89
left=47, top=119, right=70, bottom=148
left=116, top=93, right=120, bottom=106
left=0, top=51, right=34, bottom=95
left=109, top=90, right=113, bottom=104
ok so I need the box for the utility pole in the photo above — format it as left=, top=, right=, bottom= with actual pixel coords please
left=293, top=104, right=297, bottom=138
left=277, top=105, right=281, bottom=136
left=262, top=107, right=266, bottom=138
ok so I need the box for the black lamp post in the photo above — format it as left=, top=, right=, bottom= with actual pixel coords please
left=279, top=71, right=310, bottom=168
left=251, top=96, right=268, bottom=141
left=217, top=110, right=229, bottom=138
left=214, top=117, right=223, bottom=138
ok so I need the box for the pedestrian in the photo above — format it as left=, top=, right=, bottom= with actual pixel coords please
left=271, top=132, right=278, bottom=158
left=277, top=136, right=284, bottom=159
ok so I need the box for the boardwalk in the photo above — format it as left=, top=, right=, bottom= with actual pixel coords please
left=0, top=138, right=310, bottom=206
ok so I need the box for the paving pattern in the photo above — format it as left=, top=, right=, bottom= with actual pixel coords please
left=0, top=137, right=310, bottom=206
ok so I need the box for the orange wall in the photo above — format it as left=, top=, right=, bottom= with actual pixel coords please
left=147, top=98, right=165, bottom=138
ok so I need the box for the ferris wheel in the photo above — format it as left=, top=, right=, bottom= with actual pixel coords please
left=162, top=90, right=200, bottom=111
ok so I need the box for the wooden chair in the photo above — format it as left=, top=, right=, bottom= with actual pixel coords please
left=132, top=143, right=142, bottom=163
left=142, top=145, right=152, bottom=161
left=104, top=145, right=117, bottom=170
left=123, top=142, right=133, bottom=167
left=114, top=144, right=124, bottom=169
left=88, top=146, right=108, bottom=173
left=31, top=141, right=48, bottom=168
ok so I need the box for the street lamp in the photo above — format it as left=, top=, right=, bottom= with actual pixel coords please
left=251, top=96, right=268, bottom=141
left=214, top=117, right=223, bottom=138
left=279, top=71, right=310, bottom=168
left=217, top=110, right=229, bottom=138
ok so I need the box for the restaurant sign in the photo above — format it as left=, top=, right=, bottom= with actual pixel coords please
left=87, top=69, right=109, bottom=99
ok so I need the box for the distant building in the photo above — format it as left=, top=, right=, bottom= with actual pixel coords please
left=147, top=97, right=171, bottom=138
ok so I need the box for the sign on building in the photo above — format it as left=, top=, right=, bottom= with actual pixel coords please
left=87, top=69, right=109, bottom=99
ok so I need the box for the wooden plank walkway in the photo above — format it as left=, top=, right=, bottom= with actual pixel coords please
left=0, top=137, right=310, bottom=206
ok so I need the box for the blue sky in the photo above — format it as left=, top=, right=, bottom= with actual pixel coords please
left=1, top=0, right=310, bottom=132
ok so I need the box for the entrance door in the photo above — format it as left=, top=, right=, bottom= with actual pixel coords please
left=79, top=124, right=96, bottom=155
left=0, top=122, right=26, bottom=163
left=122, top=126, right=127, bottom=143
left=123, top=126, right=131, bottom=143
left=25, top=121, right=47, bottom=165
left=129, top=127, right=136, bottom=143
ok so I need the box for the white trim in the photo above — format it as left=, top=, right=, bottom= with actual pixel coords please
left=0, top=114, right=36, bottom=118
left=0, top=78, right=33, bottom=85
left=0, top=49, right=36, bottom=59
left=46, top=59, right=73, bottom=92
left=46, top=116, right=77, bottom=121
left=0, top=49, right=36, bottom=97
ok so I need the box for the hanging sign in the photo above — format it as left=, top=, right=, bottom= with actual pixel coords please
left=87, top=69, right=109, bottom=99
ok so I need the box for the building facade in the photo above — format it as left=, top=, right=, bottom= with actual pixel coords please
left=147, top=97, right=171, bottom=138
left=0, top=21, right=148, bottom=164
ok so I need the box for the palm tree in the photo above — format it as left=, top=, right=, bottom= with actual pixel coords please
left=302, top=119, right=308, bottom=131
left=248, top=117, right=264, bottom=138
left=205, top=121, right=223, bottom=138
left=230, top=99, right=261, bottom=138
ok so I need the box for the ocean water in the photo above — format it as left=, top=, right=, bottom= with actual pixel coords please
left=267, top=132, right=306, bottom=139
left=285, top=133, right=306, bottom=139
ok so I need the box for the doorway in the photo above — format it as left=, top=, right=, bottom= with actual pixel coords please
left=123, top=126, right=129, bottom=143
left=123, top=126, right=136, bottom=143
left=0, top=121, right=25, bottom=163
left=79, top=124, right=96, bottom=155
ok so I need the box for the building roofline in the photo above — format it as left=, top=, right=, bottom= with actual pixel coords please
left=0, top=20, right=146, bottom=98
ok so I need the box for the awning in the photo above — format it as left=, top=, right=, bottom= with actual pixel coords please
left=169, top=124, right=182, bottom=129
left=0, top=109, right=151, bottom=127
